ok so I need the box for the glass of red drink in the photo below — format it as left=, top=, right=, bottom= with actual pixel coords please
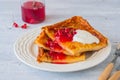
left=21, top=0, right=45, bottom=24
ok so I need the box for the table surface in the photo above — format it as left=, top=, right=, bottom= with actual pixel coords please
left=0, top=0, right=120, bottom=80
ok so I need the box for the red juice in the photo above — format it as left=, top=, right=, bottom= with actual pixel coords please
left=21, top=1, right=45, bottom=24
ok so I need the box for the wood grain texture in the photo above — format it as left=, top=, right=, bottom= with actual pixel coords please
left=109, top=71, right=120, bottom=80
left=98, top=63, right=114, bottom=80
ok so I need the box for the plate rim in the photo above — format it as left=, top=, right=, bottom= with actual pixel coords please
left=14, top=27, right=111, bottom=72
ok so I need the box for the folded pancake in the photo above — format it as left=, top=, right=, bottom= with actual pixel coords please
left=37, top=47, right=85, bottom=64
left=42, top=16, right=108, bottom=56
left=35, top=30, right=74, bottom=55
left=35, top=30, right=49, bottom=50
left=35, top=30, right=86, bottom=63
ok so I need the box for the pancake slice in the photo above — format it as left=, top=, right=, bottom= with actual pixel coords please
left=42, top=16, right=108, bottom=56
left=34, top=30, right=76, bottom=55
left=34, top=16, right=108, bottom=64
left=34, top=29, right=86, bottom=63
left=37, top=47, right=86, bottom=64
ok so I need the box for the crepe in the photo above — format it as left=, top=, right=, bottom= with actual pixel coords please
left=42, top=16, right=108, bottom=56
left=34, top=16, right=108, bottom=64
left=35, top=30, right=86, bottom=63
left=37, top=47, right=85, bottom=64
left=35, top=30, right=70, bottom=55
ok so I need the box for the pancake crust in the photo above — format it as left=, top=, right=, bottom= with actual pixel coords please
left=37, top=47, right=86, bottom=64
left=34, top=16, right=108, bottom=63
left=35, top=30, right=74, bottom=55
left=34, top=28, right=86, bottom=63
left=42, top=16, right=108, bottom=56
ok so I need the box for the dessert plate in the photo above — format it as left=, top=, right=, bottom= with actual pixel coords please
left=14, top=27, right=111, bottom=72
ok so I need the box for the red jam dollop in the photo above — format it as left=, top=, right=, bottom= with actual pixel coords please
left=46, top=28, right=77, bottom=62
left=46, top=39, right=66, bottom=60
left=46, top=39, right=62, bottom=50
left=49, top=51, right=66, bottom=60
left=52, top=62, right=67, bottom=64
left=55, top=28, right=76, bottom=42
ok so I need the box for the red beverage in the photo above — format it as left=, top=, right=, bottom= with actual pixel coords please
left=21, top=1, right=45, bottom=24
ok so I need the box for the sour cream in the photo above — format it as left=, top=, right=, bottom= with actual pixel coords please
left=73, top=30, right=99, bottom=44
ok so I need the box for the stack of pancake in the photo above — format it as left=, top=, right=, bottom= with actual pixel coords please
left=34, top=16, right=108, bottom=64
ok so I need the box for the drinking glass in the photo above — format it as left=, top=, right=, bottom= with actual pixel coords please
left=21, top=0, right=45, bottom=24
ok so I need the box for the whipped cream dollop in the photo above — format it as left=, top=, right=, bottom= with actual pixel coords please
left=73, top=30, right=99, bottom=44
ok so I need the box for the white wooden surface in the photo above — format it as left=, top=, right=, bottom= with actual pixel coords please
left=0, top=0, right=120, bottom=80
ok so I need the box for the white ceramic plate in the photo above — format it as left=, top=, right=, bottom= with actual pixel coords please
left=14, top=27, right=111, bottom=72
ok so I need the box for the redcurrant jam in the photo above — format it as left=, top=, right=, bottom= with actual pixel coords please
left=49, top=51, right=66, bottom=60
left=52, top=62, right=67, bottom=64
left=46, top=39, right=62, bottom=50
left=55, top=28, right=76, bottom=42
left=46, top=39, right=66, bottom=61
left=46, top=28, right=77, bottom=63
